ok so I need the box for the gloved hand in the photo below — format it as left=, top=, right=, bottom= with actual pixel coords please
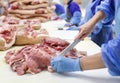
left=67, top=26, right=80, bottom=30
left=51, top=56, right=81, bottom=73
left=64, top=23, right=74, bottom=27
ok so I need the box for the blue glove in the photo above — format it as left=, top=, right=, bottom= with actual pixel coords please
left=67, top=26, right=80, bottom=30
left=59, top=13, right=66, bottom=20
left=70, top=11, right=81, bottom=26
left=64, top=23, right=74, bottom=27
left=51, top=56, right=81, bottom=73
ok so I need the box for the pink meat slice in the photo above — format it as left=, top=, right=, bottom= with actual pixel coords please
left=0, top=25, right=16, bottom=44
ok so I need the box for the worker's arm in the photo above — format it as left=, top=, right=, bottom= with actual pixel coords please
left=75, top=10, right=106, bottom=40
left=80, top=53, right=105, bottom=71
left=50, top=52, right=106, bottom=72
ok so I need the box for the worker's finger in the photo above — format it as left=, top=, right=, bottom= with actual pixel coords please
left=74, top=30, right=84, bottom=41
left=48, top=66, right=55, bottom=73
left=80, top=33, right=88, bottom=40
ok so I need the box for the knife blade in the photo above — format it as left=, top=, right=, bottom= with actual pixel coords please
left=58, top=39, right=81, bottom=56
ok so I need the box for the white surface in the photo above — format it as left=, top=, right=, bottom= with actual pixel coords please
left=49, top=30, right=79, bottom=40
left=41, top=20, right=67, bottom=31
left=0, top=21, right=120, bottom=83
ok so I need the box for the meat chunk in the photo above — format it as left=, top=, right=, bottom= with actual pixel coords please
left=8, top=45, right=52, bottom=75
left=9, top=8, right=48, bottom=15
left=0, top=25, right=16, bottom=50
left=15, top=25, right=48, bottom=45
left=43, top=37, right=69, bottom=51
left=11, top=2, right=49, bottom=10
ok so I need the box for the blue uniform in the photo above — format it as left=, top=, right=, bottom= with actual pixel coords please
left=80, top=0, right=114, bottom=46
left=97, top=0, right=120, bottom=76
left=66, top=1, right=81, bottom=26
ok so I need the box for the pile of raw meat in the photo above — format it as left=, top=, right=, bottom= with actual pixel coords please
left=0, top=16, right=48, bottom=51
left=5, top=37, right=84, bottom=75
left=9, top=0, right=55, bottom=22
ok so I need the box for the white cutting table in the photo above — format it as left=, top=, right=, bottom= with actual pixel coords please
left=0, top=20, right=120, bottom=83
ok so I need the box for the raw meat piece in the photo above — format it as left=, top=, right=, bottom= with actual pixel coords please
left=23, top=19, right=41, bottom=30
left=5, top=50, right=16, bottom=63
left=19, top=3, right=49, bottom=10
left=13, top=13, right=51, bottom=19
left=11, top=2, right=49, bottom=10
left=10, top=2, right=20, bottom=10
left=0, top=25, right=16, bottom=50
left=9, top=8, right=47, bottom=15
left=15, top=25, right=48, bottom=45
left=43, top=37, right=69, bottom=51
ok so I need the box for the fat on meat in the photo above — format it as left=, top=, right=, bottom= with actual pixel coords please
left=10, top=1, right=49, bottom=10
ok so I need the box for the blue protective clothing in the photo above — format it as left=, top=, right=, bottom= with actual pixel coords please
left=65, top=1, right=81, bottom=26
left=80, top=0, right=114, bottom=46
left=91, top=24, right=113, bottom=46
left=99, top=0, right=120, bottom=76
left=66, top=25, right=80, bottom=30
left=64, top=22, right=73, bottom=27
left=102, top=35, right=120, bottom=76
left=51, top=56, right=81, bottom=72
left=55, top=4, right=65, bottom=16
left=96, top=0, right=117, bottom=35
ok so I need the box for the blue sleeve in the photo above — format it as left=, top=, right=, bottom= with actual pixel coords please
left=59, top=13, right=67, bottom=20
left=96, top=0, right=115, bottom=23
left=101, top=35, right=120, bottom=76
left=68, top=2, right=81, bottom=16
left=55, top=4, right=65, bottom=16
left=70, top=11, right=81, bottom=25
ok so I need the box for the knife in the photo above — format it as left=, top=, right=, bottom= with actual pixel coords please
left=58, top=39, right=81, bottom=56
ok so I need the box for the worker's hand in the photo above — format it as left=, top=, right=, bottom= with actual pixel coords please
left=75, top=22, right=94, bottom=40
left=51, top=56, right=81, bottom=73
